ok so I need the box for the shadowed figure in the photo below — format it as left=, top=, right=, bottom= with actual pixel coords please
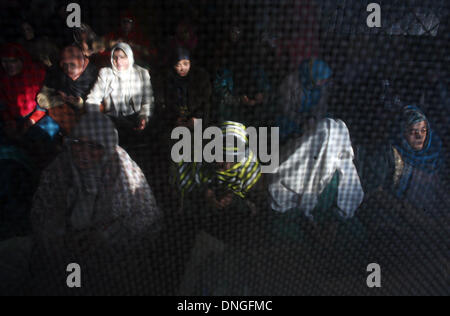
left=28, top=112, right=162, bottom=295
left=357, top=106, right=448, bottom=292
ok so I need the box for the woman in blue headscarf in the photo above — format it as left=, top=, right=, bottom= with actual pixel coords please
left=359, top=106, right=448, bottom=267
left=362, top=106, right=446, bottom=205
left=277, top=58, right=332, bottom=143
left=391, top=106, right=444, bottom=199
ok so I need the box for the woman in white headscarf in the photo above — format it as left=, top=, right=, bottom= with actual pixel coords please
left=85, top=43, right=154, bottom=141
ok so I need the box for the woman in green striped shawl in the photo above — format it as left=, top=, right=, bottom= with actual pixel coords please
left=173, top=122, right=264, bottom=243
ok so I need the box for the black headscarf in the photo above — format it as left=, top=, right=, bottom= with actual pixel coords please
left=168, top=47, right=192, bottom=115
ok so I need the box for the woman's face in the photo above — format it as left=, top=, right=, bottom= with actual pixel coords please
left=113, top=49, right=130, bottom=71
left=215, top=161, right=235, bottom=172
left=22, top=23, right=35, bottom=41
left=121, top=18, right=134, bottom=34
left=62, top=61, right=78, bottom=77
left=70, top=138, right=105, bottom=170
left=175, top=59, right=191, bottom=77
left=405, top=121, right=428, bottom=151
left=1, top=58, right=23, bottom=77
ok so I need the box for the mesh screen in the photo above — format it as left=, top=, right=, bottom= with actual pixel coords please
left=0, top=0, right=448, bottom=296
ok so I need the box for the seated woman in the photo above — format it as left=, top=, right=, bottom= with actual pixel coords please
left=29, top=112, right=162, bottom=294
left=156, top=47, right=211, bottom=131
left=359, top=106, right=448, bottom=260
left=85, top=43, right=155, bottom=146
left=37, top=45, right=98, bottom=134
left=272, top=0, right=320, bottom=72
left=268, top=118, right=366, bottom=263
left=213, top=27, right=272, bottom=127
left=173, top=122, right=264, bottom=244
left=104, top=11, right=157, bottom=67
left=276, top=58, right=333, bottom=143
left=17, top=20, right=59, bottom=68
left=169, top=21, right=199, bottom=55
left=0, top=43, right=59, bottom=152
left=73, top=23, right=110, bottom=69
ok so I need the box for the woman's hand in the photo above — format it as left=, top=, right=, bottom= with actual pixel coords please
left=241, top=95, right=257, bottom=106
left=206, top=189, right=234, bottom=210
left=255, top=93, right=264, bottom=104
left=218, top=193, right=234, bottom=210
left=135, top=118, right=147, bottom=131
left=205, top=189, right=222, bottom=209
left=205, top=189, right=233, bottom=211
left=58, top=91, right=77, bottom=104
left=58, top=91, right=83, bottom=109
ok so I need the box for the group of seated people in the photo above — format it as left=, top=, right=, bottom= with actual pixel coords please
left=0, top=13, right=448, bottom=295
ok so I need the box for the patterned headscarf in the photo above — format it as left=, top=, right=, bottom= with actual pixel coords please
left=220, top=121, right=248, bottom=162
left=66, top=113, right=119, bottom=229
left=69, top=112, right=119, bottom=159
left=33, top=112, right=161, bottom=238
left=213, top=122, right=261, bottom=198
left=174, top=122, right=261, bottom=199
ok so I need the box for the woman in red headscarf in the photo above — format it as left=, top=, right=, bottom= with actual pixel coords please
left=0, top=43, right=47, bottom=140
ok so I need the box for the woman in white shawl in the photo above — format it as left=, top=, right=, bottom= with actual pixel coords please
left=85, top=43, right=154, bottom=142
left=31, top=112, right=162, bottom=252
left=0, top=113, right=162, bottom=295
left=268, top=118, right=367, bottom=262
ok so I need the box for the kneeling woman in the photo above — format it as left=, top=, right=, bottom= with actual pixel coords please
left=85, top=43, right=154, bottom=146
